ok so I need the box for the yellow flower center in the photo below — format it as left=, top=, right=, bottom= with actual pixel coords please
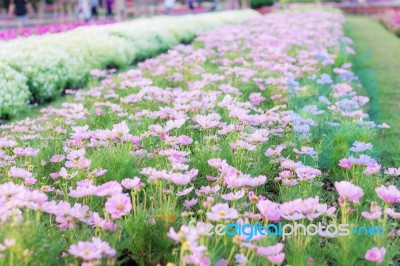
left=117, top=204, right=124, bottom=210
left=218, top=210, right=226, bottom=216
left=182, top=241, right=191, bottom=250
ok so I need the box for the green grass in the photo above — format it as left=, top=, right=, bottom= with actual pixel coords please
left=345, top=15, right=400, bottom=166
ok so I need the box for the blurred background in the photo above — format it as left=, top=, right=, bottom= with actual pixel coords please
left=1, top=0, right=398, bottom=27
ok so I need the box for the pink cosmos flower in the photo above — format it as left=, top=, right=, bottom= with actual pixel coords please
left=221, top=190, right=245, bottom=201
left=88, top=212, right=118, bottom=231
left=293, top=146, right=317, bottom=157
left=207, top=158, right=227, bottom=169
left=184, top=198, right=198, bottom=209
left=193, top=113, right=221, bottom=129
left=338, top=158, right=352, bottom=169
left=249, top=92, right=265, bottom=106
left=206, top=203, right=238, bottom=221
left=49, top=154, right=65, bottom=163
left=384, top=167, right=400, bottom=176
left=4, top=238, right=16, bottom=247
left=334, top=181, right=364, bottom=204
left=265, top=144, right=286, bottom=157
left=364, top=163, right=381, bottom=176
left=121, top=177, right=143, bottom=190
left=69, top=237, right=116, bottom=261
left=8, top=166, right=33, bottom=179
left=257, top=243, right=284, bottom=256
left=168, top=171, right=197, bottom=186
left=268, top=253, right=285, bottom=265
left=0, top=137, right=18, bottom=148
left=246, top=175, right=267, bottom=187
left=256, top=199, right=281, bottom=221
left=235, top=254, right=248, bottom=266
left=95, top=181, right=123, bottom=197
left=384, top=208, right=400, bottom=219
left=361, top=202, right=382, bottom=220
left=96, top=108, right=104, bottom=116
left=365, top=247, right=386, bottom=264
left=13, top=147, right=39, bottom=157
left=112, top=121, right=130, bottom=138
left=104, top=193, right=132, bottom=219
left=295, top=167, right=321, bottom=181
left=375, top=185, right=400, bottom=204
left=25, top=177, right=37, bottom=185
left=176, top=186, right=194, bottom=196
left=349, top=141, right=373, bottom=153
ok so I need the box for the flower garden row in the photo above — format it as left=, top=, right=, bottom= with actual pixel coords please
left=0, top=20, right=115, bottom=42
left=0, top=10, right=257, bottom=119
left=380, top=11, right=400, bottom=36
left=0, top=9, right=399, bottom=266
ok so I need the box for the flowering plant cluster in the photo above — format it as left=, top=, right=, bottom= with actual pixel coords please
left=0, top=8, right=398, bottom=266
left=0, top=20, right=115, bottom=41
left=0, top=10, right=257, bottom=118
left=380, top=11, right=400, bottom=36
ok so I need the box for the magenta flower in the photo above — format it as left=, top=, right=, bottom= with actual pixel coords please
left=206, top=203, right=238, bottom=221
left=375, top=185, right=400, bottom=204
left=365, top=247, right=386, bottom=264
left=338, top=158, right=352, bottom=169
left=334, top=181, right=364, bottom=204
left=105, top=193, right=132, bottom=219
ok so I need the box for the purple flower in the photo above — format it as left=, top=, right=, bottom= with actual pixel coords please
left=349, top=141, right=373, bottom=153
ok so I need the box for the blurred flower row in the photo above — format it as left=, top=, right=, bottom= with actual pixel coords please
left=0, top=10, right=257, bottom=118
left=0, top=20, right=115, bottom=41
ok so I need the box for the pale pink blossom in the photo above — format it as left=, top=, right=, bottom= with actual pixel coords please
left=365, top=247, right=386, bottom=264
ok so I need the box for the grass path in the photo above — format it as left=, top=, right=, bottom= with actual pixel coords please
left=345, top=15, right=400, bottom=166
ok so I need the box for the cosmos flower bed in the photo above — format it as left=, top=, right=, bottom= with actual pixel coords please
left=0, top=20, right=115, bottom=41
left=0, top=10, right=257, bottom=119
left=0, top=9, right=399, bottom=266
left=380, top=11, right=400, bottom=36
